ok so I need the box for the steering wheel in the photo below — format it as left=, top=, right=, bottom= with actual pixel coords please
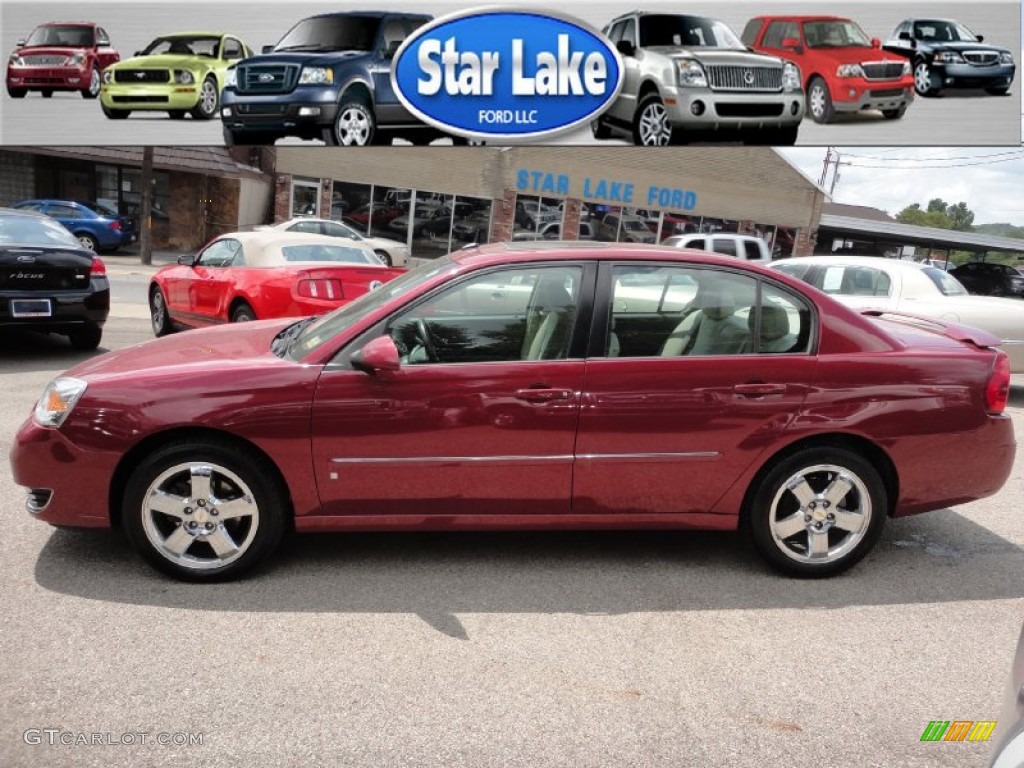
left=415, top=318, right=439, bottom=362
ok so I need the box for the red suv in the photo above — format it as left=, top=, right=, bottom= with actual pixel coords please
left=6, top=22, right=119, bottom=99
left=742, top=16, right=914, bottom=123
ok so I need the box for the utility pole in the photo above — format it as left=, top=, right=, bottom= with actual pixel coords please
left=818, top=147, right=848, bottom=197
left=139, top=147, right=154, bottom=265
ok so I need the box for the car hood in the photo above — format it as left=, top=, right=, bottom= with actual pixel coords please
left=13, top=45, right=88, bottom=57
left=805, top=47, right=906, bottom=65
left=65, top=319, right=295, bottom=382
left=654, top=47, right=783, bottom=66
left=925, top=41, right=1011, bottom=54
left=112, top=54, right=210, bottom=69
left=242, top=50, right=372, bottom=68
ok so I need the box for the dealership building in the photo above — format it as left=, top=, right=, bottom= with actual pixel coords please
left=269, top=146, right=826, bottom=261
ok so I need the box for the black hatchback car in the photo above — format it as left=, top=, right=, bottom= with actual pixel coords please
left=949, top=261, right=1024, bottom=298
left=883, top=18, right=1016, bottom=96
left=0, top=207, right=110, bottom=349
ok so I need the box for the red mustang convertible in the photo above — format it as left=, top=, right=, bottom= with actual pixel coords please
left=10, top=244, right=1015, bottom=581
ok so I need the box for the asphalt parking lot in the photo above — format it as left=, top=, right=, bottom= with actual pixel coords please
left=0, top=271, right=1022, bottom=767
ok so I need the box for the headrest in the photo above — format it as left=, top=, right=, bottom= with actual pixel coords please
left=530, top=278, right=573, bottom=312
left=751, top=305, right=790, bottom=340
left=699, top=285, right=736, bottom=321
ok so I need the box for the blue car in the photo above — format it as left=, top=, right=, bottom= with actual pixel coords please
left=10, top=199, right=136, bottom=252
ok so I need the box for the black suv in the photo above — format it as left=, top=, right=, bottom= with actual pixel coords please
left=221, top=11, right=451, bottom=146
left=949, top=261, right=1024, bottom=297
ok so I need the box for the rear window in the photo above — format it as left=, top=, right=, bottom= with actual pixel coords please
left=281, top=244, right=379, bottom=264
left=0, top=214, right=80, bottom=247
left=923, top=267, right=968, bottom=296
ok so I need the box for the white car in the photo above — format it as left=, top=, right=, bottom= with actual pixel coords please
left=769, top=255, right=1024, bottom=373
left=267, top=217, right=410, bottom=267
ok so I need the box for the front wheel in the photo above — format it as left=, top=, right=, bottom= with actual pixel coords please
left=325, top=98, right=376, bottom=146
left=632, top=92, right=675, bottom=146
left=807, top=77, right=835, bottom=123
left=41, top=89, right=53, bottom=98
left=882, top=105, right=907, bottom=120
left=121, top=440, right=288, bottom=581
left=82, top=66, right=100, bottom=99
left=985, top=86, right=1010, bottom=96
left=374, top=249, right=393, bottom=267
left=231, top=303, right=256, bottom=322
left=68, top=325, right=102, bottom=351
left=7, top=86, right=27, bottom=98
left=748, top=447, right=887, bottom=578
left=914, top=61, right=936, bottom=96
left=102, top=104, right=130, bottom=119
left=190, top=75, right=219, bottom=120
left=223, top=127, right=277, bottom=146
left=168, top=110, right=187, bottom=120
left=591, top=117, right=612, bottom=140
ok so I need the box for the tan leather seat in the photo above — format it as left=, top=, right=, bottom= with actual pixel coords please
left=521, top=278, right=575, bottom=360
left=661, top=285, right=747, bottom=356
left=748, top=305, right=797, bottom=353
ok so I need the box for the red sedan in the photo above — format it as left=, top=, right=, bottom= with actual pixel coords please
left=11, top=244, right=1015, bottom=581
left=148, top=230, right=405, bottom=335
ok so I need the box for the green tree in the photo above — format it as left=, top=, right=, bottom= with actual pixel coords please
left=895, top=199, right=975, bottom=231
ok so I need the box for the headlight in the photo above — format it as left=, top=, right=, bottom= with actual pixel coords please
left=225, top=68, right=237, bottom=87
left=1000, top=51, right=1014, bottom=64
left=66, top=52, right=85, bottom=67
left=174, top=70, right=195, bottom=84
left=934, top=51, right=964, bottom=64
left=9, top=54, right=24, bottom=67
left=34, top=377, right=88, bottom=428
left=102, top=69, right=114, bottom=84
left=675, top=59, right=707, bottom=88
left=298, top=67, right=334, bottom=85
left=902, top=60, right=911, bottom=75
left=836, top=63, right=864, bottom=78
left=782, top=61, right=801, bottom=91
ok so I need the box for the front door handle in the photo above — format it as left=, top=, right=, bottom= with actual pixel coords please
left=733, top=383, right=787, bottom=397
left=514, top=388, right=574, bottom=403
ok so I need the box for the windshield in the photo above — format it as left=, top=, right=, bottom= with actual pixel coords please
left=913, top=20, right=978, bottom=43
left=923, top=267, right=968, bottom=296
left=142, top=36, right=221, bottom=56
left=638, top=15, right=745, bottom=50
left=288, top=257, right=456, bottom=359
left=281, top=244, right=379, bottom=264
left=0, top=213, right=82, bottom=247
left=25, top=25, right=94, bottom=47
left=275, top=17, right=380, bottom=52
left=86, top=201, right=119, bottom=217
left=803, top=20, right=872, bottom=49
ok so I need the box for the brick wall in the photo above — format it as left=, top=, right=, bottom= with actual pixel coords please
left=561, top=198, right=582, bottom=240
left=273, top=173, right=292, bottom=222
left=0, top=151, right=35, bottom=206
left=489, top=189, right=517, bottom=242
left=166, top=172, right=206, bottom=250
left=793, top=227, right=816, bottom=257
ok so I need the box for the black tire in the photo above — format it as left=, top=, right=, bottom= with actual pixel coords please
left=913, top=60, right=936, bottom=96
left=82, top=65, right=100, bottom=99
left=149, top=285, right=174, bottom=337
left=408, top=133, right=434, bottom=146
left=324, top=96, right=377, bottom=146
left=190, top=75, right=219, bottom=120
left=985, top=86, right=1010, bottom=96
left=450, top=135, right=486, bottom=146
left=75, top=232, right=99, bottom=252
left=374, top=249, right=393, bottom=267
left=7, top=86, right=27, bottom=98
left=222, top=127, right=276, bottom=146
left=102, top=104, right=130, bottom=119
left=743, top=125, right=798, bottom=145
left=632, top=92, right=675, bottom=145
left=41, top=89, right=53, bottom=98
left=168, top=110, right=187, bottom=119
left=68, top=325, right=102, bottom=351
left=121, top=439, right=288, bottom=582
left=231, top=303, right=256, bottom=322
left=807, top=76, right=835, bottom=124
left=747, top=446, right=888, bottom=578
left=882, top=105, right=907, bottom=120
left=591, top=117, right=612, bottom=140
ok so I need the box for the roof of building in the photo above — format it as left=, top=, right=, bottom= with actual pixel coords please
left=9, top=147, right=268, bottom=180
left=820, top=211, right=1024, bottom=253
left=822, top=203, right=894, bottom=222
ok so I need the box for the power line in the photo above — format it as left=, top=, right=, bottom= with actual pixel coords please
left=841, top=155, right=1024, bottom=170
left=841, top=149, right=1024, bottom=162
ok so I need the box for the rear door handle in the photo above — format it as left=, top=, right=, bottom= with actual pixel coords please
left=514, top=388, right=574, bottom=403
left=733, top=383, right=787, bottom=396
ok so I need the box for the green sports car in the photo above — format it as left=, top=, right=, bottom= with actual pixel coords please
left=100, top=32, right=251, bottom=120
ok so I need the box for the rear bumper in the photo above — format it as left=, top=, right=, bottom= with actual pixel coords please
left=0, top=281, right=109, bottom=332
left=7, top=64, right=91, bottom=90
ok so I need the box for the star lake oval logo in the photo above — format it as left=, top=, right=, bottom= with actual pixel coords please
left=391, top=9, right=623, bottom=140
left=743, top=69, right=755, bottom=85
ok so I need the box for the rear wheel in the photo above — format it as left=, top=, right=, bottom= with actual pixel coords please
left=807, top=77, right=835, bottom=123
left=149, top=286, right=174, bottom=337
left=325, top=97, right=376, bottom=146
left=68, top=325, right=102, bottom=351
left=190, top=75, right=219, bottom=120
left=121, top=439, right=287, bottom=581
left=82, top=65, right=100, bottom=98
left=231, top=303, right=256, bottom=322
left=748, top=447, right=887, bottom=578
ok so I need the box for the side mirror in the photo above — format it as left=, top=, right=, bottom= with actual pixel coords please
left=616, top=40, right=635, bottom=57
left=898, top=31, right=911, bottom=40
left=16, top=38, right=25, bottom=47
left=177, top=254, right=196, bottom=266
left=976, top=34, right=984, bottom=42
left=351, top=335, right=401, bottom=374
left=261, top=44, right=275, bottom=54
left=870, top=37, right=881, bottom=48
left=382, top=40, right=402, bottom=60
left=134, top=50, right=143, bottom=57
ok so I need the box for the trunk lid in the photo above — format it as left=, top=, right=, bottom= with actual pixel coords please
left=862, top=309, right=1003, bottom=350
left=0, top=245, right=95, bottom=291
left=294, top=265, right=405, bottom=300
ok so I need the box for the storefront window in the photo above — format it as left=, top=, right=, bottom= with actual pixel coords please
left=330, top=180, right=371, bottom=225
left=454, top=196, right=491, bottom=246
left=369, top=185, right=410, bottom=239
left=409, top=191, right=455, bottom=261
left=291, top=179, right=320, bottom=217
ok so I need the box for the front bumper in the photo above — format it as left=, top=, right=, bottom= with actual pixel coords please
left=7, top=64, right=90, bottom=90
left=10, top=418, right=117, bottom=528
left=221, top=86, right=341, bottom=135
left=831, top=77, right=914, bottom=112
left=663, top=85, right=805, bottom=128
left=930, top=61, right=1016, bottom=90
left=100, top=83, right=201, bottom=110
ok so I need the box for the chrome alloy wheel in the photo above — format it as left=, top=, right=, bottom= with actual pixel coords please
left=914, top=62, right=932, bottom=94
left=150, top=290, right=166, bottom=334
left=199, top=78, right=218, bottom=115
left=336, top=106, right=372, bottom=145
left=768, top=464, right=871, bottom=565
left=808, top=83, right=827, bottom=119
left=141, top=462, right=260, bottom=571
left=88, top=67, right=100, bottom=96
left=638, top=102, right=672, bottom=146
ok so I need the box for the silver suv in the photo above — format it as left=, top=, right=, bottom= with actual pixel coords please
left=594, top=12, right=805, bottom=145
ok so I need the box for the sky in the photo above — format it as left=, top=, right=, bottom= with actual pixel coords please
left=778, top=146, right=1024, bottom=225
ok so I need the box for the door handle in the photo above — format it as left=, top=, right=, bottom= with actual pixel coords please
left=733, top=383, right=787, bottom=397
left=514, top=388, right=574, bottom=403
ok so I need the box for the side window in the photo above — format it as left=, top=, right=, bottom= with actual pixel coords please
left=607, top=265, right=757, bottom=358
left=289, top=220, right=321, bottom=234
left=621, top=18, right=638, bottom=48
left=389, top=266, right=582, bottom=365
left=196, top=239, right=240, bottom=267
left=48, top=204, right=81, bottom=219
left=607, top=21, right=625, bottom=44
left=97, top=28, right=110, bottom=46
left=771, top=261, right=811, bottom=281
left=821, top=266, right=891, bottom=296
left=14, top=201, right=46, bottom=213
left=712, top=238, right=738, bottom=257
left=380, top=19, right=408, bottom=58
left=222, top=38, right=243, bottom=60
left=323, top=222, right=357, bottom=239
left=761, top=21, right=790, bottom=48
left=685, top=237, right=706, bottom=250
left=753, top=284, right=812, bottom=354
left=740, top=20, right=763, bottom=46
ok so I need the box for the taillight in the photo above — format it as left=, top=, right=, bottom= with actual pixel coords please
left=297, top=278, right=343, bottom=300
left=89, top=256, right=107, bottom=276
left=108, top=220, right=121, bottom=230
left=984, top=351, right=1011, bottom=415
